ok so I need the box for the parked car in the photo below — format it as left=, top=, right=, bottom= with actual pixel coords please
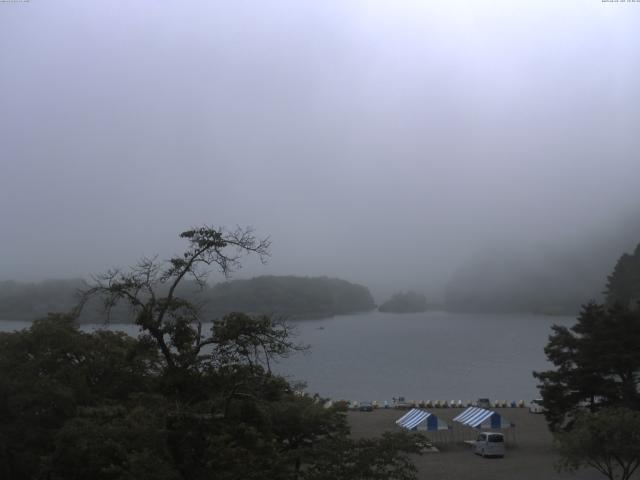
left=359, top=401, right=373, bottom=412
left=476, top=398, right=491, bottom=409
left=393, top=396, right=412, bottom=409
left=529, top=398, right=545, bottom=414
left=473, top=432, right=505, bottom=458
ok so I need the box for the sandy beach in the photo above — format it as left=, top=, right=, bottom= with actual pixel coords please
left=347, top=407, right=612, bottom=480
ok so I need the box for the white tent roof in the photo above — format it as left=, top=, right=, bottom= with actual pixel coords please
left=453, top=407, right=513, bottom=429
left=395, top=408, right=449, bottom=431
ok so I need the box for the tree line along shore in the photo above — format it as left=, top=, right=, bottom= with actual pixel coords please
left=0, top=275, right=376, bottom=323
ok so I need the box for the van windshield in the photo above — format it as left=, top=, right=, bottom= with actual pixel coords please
left=488, top=434, right=504, bottom=443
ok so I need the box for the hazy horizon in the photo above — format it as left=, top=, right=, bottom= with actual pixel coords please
left=2, top=1, right=639, bottom=302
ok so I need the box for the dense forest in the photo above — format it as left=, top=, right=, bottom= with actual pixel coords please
left=0, top=275, right=375, bottom=323
left=378, top=291, right=429, bottom=313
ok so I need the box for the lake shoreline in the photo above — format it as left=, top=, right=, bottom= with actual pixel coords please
left=0, top=308, right=576, bottom=325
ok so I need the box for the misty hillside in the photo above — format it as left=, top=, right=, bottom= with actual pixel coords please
left=0, top=276, right=375, bottom=322
left=445, top=219, right=640, bottom=315
left=379, top=291, right=429, bottom=313
left=0, top=279, right=88, bottom=321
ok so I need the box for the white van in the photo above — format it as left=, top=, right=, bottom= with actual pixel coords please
left=529, top=398, right=545, bottom=414
left=473, top=432, right=505, bottom=458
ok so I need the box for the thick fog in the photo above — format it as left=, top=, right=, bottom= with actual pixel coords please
left=1, top=1, right=639, bottom=301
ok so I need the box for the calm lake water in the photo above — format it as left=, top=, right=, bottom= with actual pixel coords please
left=0, top=311, right=574, bottom=403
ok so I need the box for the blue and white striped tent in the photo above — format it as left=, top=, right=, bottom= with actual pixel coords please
left=453, top=407, right=513, bottom=429
left=395, top=408, right=449, bottom=431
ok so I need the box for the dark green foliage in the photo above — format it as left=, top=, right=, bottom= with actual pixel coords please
left=555, top=407, right=640, bottom=480
left=302, top=432, right=426, bottom=480
left=212, top=312, right=302, bottom=374
left=50, top=403, right=181, bottom=480
left=604, top=242, right=640, bottom=308
left=378, top=291, right=429, bottom=313
left=0, top=314, right=161, bottom=480
left=533, top=302, right=640, bottom=431
left=0, top=314, right=330, bottom=479
left=0, top=313, right=421, bottom=480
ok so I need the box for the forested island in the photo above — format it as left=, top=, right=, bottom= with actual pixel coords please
left=0, top=275, right=375, bottom=322
left=378, top=291, right=429, bottom=313
left=203, top=275, right=375, bottom=318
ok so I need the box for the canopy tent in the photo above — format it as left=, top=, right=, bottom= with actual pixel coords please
left=395, top=408, right=449, bottom=431
left=453, top=407, right=513, bottom=429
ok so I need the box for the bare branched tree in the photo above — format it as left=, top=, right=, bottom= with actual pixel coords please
left=76, top=225, right=271, bottom=370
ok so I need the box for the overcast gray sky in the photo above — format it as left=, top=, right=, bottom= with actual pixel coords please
left=1, top=0, right=639, bottom=298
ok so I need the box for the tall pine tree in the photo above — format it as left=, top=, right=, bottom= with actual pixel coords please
left=605, top=243, right=640, bottom=308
